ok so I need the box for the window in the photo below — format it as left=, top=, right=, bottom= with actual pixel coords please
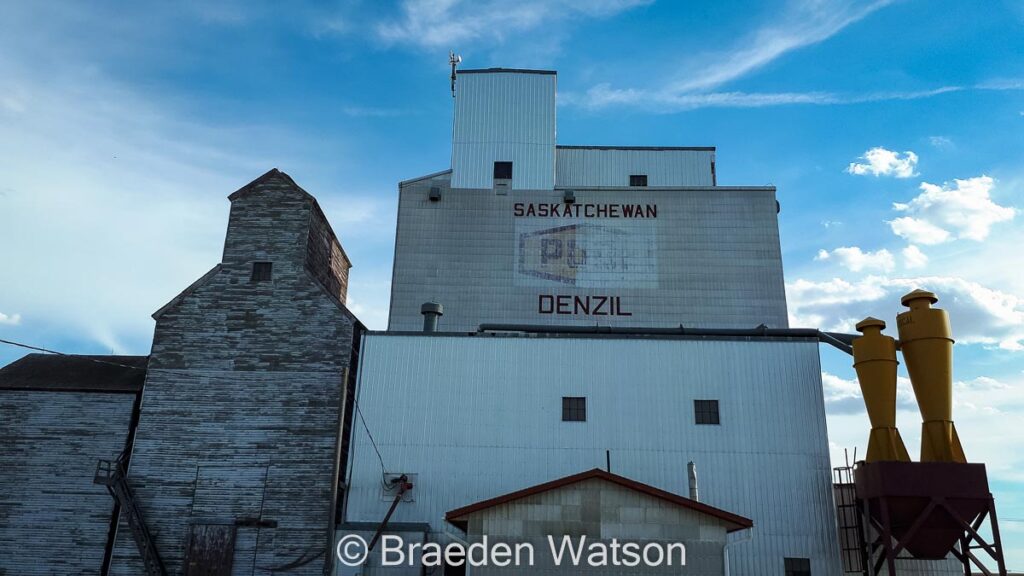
left=251, top=261, right=273, bottom=281
left=494, top=161, right=513, bottom=180
left=785, top=557, right=811, bottom=576
left=694, top=399, right=719, bottom=425
left=629, top=174, right=648, bottom=187
left=562, top=397, right=586, bottom=422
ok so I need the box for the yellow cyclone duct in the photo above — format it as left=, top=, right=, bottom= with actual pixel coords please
left=896, top=289, right=967, bottom=463
left=853, top=317, right=911, bottom=462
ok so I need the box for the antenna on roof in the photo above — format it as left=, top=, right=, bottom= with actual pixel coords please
left=449, top=50, right=462, bottom=98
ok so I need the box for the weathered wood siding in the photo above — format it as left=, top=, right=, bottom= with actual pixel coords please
left=109, top=171, right=358, bottom=576
left=0, top=390, right=137, bottom=575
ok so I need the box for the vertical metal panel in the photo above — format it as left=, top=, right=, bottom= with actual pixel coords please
left=345, top=335, right=843, bottom=575
left=556, top=147, right=714, bottom=187
left=452, top=72, right=556, bottom=190
left=390, top=176, right=789, bottom=332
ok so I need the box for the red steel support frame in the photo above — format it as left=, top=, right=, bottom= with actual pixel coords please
left=859, top=493, right=1007, bottom=576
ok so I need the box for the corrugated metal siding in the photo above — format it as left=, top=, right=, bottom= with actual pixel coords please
left=0, top=390, right=136, bottom=575
left=344, top=335, right=841, bottom=576
left=451, top=72, right=556, bottom=190
left=390, top=175, right=789, bottom=331
left=556, top=147, right=714, bottom=188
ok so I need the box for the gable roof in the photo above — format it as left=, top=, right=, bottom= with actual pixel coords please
left=0, top=353, right=147, bottom=393
left=446, top=468, right=752, bottom=533
left=228, top=168, right=314, bottom=202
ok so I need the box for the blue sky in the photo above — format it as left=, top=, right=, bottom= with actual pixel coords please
left=1, top=0, right=1023, bottom=566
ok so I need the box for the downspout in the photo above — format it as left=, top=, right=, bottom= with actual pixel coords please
left=723, top=529, right=753, bottom=576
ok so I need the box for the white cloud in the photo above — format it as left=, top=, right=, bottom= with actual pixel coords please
left=846, top=147, right=919, bottom=178
left=928, top=135, right=954, bottom=149
left=821, top=371, right=919, bottom=415
left=825, top=371, right=1024, bottom=480
left=816, top=246, right=895, bottom=272
left=891, top=176, right=1015, bottom=243
left=902, top=245, right=928, bottom=269
left=0, top=312, right=22, bottom=326
left=787, top=276, right=1024, bottom=350
left=374, top=0, right=651, bottom=48
left=888, top=217, right=952, bottom=245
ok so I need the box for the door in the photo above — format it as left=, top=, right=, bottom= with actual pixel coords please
left=184, top=524, right=236, bottom=576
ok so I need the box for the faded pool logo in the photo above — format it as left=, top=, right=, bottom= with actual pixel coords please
left=515, top=222, right=658, bottom=289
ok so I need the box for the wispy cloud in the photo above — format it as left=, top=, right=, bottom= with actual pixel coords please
left=565, top=0, right=897, bottom=110
left=669, top=0, right=895, bottom=94
left=342, top=105, right=414, bottom=118
left=0, top=312, right=22, bottom=326
left=374, top=0, right=651, bottom=49
left=564, top=82, right=985, bottom=112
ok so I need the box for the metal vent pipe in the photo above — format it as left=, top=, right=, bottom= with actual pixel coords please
left=421, top=302, right=444, bottom=332
left=687, top=461, right=699, bottom=501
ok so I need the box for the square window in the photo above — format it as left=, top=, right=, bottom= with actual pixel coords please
left=562, top=397, right=586, bottom=422
left=785, top=557, right=811, bottom=576
left=694, top=399, right=719, bottom=425
left=251, top=261, right=273, bottom=282
left=629, top=174, right=648, bottom=187
left=494, top=161, right=513, bottom=180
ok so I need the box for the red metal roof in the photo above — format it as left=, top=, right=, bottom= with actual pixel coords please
left=446, top=468, right=753, bottom=533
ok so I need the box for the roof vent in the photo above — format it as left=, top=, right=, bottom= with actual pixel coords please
left=421, top=302, right=444, bottom=332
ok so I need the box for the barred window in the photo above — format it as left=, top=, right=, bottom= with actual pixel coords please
left=562, top=397, right=586, bottom=422
left=251, top=261, right=273, bottom=282
left=694, top=399, right=719, bottom=425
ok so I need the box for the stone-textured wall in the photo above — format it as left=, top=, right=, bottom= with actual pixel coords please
left=462, top=477, right=728, bottom=575
left=110, top=170, right=358, bottom=575
left=0, top=390, right=137, bottom=575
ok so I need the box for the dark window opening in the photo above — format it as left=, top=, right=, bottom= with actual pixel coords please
left=694, top=399, right=720, bottom=425
left=785, top=557, right=811, bottom=576
left=629, top=174, right=648, bottom=187
left=562, top=397, right=586, bottom=422
left=251, top=261, right=273, bottom=282
left=494, top=161, right=513, bottom=180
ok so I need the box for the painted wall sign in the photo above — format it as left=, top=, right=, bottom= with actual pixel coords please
left=513, top=203, right=657, bottom=219
left=515, top=222, right=657, bottom=288
left=538, top=294, right=632, bottom=316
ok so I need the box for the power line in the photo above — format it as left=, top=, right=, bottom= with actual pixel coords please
left=0, top=338, right=148, bottom=371
left=1, top=337, right=392, bottom=477
left=355, top=400, right=389, bottom=479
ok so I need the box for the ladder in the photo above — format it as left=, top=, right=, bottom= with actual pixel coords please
left=95, top=454, right=168, bottom=576
left=834, top=465, right=868, bottom=574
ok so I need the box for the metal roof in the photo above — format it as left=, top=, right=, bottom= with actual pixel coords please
left=0, top=353, right=147, bottom=393
left=458, top=68, right=556, bottom=75
left=557, top=145, right=715, bottom=151
left=446, top=467, right=753, bottom=532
